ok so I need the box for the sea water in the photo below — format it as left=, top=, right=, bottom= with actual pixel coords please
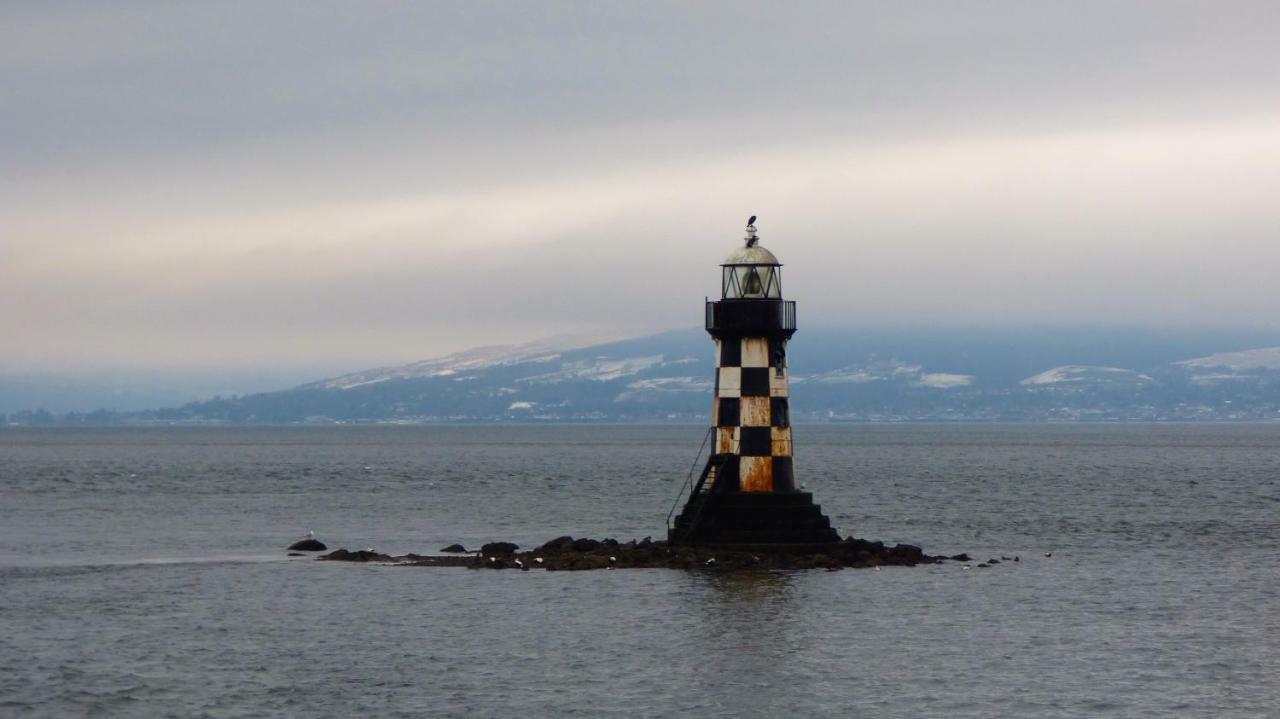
left=1, top=424, right=1277, bottom=717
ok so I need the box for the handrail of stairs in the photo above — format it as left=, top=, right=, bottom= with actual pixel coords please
left=666, top=426, right=715, bottom=530
left=678, top=445, right=735, bottom=544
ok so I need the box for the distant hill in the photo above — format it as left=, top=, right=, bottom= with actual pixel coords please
left=36, top=325, right=1276, bottom=425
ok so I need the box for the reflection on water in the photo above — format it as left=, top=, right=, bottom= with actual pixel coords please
left=695, top=570, right=800, bottom=651
left=702, top=568, right=797, bottom=600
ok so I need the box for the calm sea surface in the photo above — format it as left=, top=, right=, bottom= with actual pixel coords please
left=1, top=424, right=1277, bottom=717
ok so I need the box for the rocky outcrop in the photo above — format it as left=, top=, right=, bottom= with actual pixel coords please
left=287, top=538, right=327, bottom=551
left=320, top=535, right=963, bottom=572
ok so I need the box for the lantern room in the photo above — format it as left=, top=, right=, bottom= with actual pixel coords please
left=721, top=225, right=782, bottom=299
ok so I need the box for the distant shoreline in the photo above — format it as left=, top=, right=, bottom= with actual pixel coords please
left=5, top=418, right=1280, bottom=429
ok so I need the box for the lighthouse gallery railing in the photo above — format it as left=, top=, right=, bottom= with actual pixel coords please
left=705, top=299, right=796, bottom=333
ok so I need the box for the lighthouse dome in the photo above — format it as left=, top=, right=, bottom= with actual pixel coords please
left=723, top=244, right=780, bottom=266
left=721, top=242, right=783, bottom=299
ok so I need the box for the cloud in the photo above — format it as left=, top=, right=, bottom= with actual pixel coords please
left=2, top=2, right=1279, bottom=370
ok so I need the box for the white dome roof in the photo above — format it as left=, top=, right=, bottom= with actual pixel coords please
left=723, top=243, right=780, bottom=266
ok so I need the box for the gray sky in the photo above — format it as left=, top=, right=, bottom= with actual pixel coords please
left=3, top=1, right=1279, bottom=372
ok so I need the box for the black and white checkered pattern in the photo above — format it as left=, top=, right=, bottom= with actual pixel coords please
left=710, top=336, right=795, bottom=493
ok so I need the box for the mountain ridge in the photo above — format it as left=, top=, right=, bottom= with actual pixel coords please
left=10, top=326, right=1280, bottom=425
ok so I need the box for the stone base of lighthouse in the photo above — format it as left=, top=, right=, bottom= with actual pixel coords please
left=669, top=489, right=840, bottom=548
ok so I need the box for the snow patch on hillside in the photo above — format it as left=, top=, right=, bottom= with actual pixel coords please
left=519, top=355, right=666, bottom=384
left=914, top=373, right=975, bottom=389
left=1021, top=365, right=1152, bottom=386
left=308, top=332, right=634, bottom=390
left=613, top=376, right=712, bottom=403
left=1188, top=373, right=1252, bottom=384
left=798, top=361, right=921, bottom=384
left=626, top=377, right=712, bottom=392
left=1177, top=347, right=1280, bottom=371
left=797, top=361, right=971, bottom=388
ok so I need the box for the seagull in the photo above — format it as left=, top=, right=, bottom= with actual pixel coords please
left=608, top=556, right=617, bottom=564
left=307, top=529, right=315, bottom=540
left=963, top=565, right=972, bottom=570
left=705, top=557, right=716, bottom=566
left=534, top=557, right=544, bottom=565
left=874, top=566, right=881, bottom=571
left=515, top=559, right=524, bottom=568
left=1044, top=552, right=1052, bottom=558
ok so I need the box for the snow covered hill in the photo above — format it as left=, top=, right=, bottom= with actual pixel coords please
left=91, top=327, right=1280, bottom=424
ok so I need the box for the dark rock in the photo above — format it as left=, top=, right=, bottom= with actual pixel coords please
left=890, top=544, right=924, bottom=561
left=539, top=536, right=575, bottom=554
left=987, top=558, right=1000, bottom=564
left=571, top=538, right=601, bottom=552
left=480, top=541, right=518, bottom=556
left=439, top=544, right=468, bottom=553
left=287, top=552, right=305, bottom=557
left=321, top=548, right=390, bottom=562
left=950, top=553, right=971, bottom=562
left=288, top=539, right=327, bottom=551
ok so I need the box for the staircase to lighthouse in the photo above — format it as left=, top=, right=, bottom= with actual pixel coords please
left=668, top=218, right=840, bottom=548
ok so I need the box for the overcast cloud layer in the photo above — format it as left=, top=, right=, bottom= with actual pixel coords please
left=3, top=1, right=1279, bottom=371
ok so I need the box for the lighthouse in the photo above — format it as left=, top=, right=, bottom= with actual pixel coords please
left=669, top=218, right=840, bottom=547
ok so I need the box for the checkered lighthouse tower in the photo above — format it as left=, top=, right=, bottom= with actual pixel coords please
left=669, top=218, right=839, bottom=547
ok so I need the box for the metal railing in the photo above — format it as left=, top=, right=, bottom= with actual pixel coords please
left=705, top=299, right=796, bottom=333
left=666, top=426, right=714, bottom=530
left=666, top=432, right=742, bottom=543
left=675, top=452, right=730, bottom=544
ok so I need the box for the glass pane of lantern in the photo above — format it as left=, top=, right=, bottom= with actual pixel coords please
left=723, top=267, right=740, bottom=298
left=760, top=267, right=781, bottom=298
left=733, top=266, right=751, bottom=298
